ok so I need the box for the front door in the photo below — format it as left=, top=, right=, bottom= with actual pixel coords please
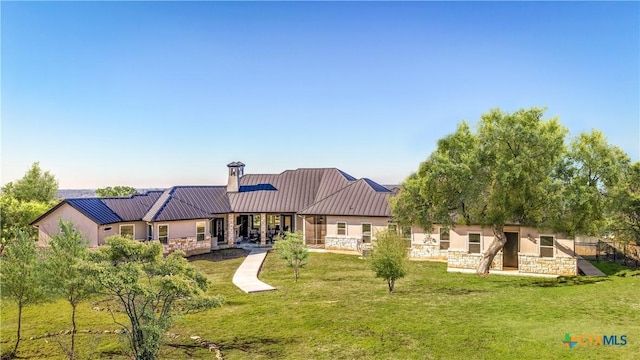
left=237, top=215, right=249, bottom=238
left=213, top=218, right=225, bottom=244
left=503, top=232, right=519, bottom=268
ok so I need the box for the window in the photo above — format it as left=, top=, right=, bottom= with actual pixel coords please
left=337, top=222, right=347, bottom=236
left=540, top=235, right=555, bottom=257
left=440, top=228, right=450, bottom=250
left=120, top=225, right=134, bottom=238
left=196, top=221, right=206, bottom=242
left=159, top=225, right=168, bottom=244
left=147, top=224, right=153, bottom=241
left=362, top=223, right=372, bottom=243
left=401, top=226, right=411, bottom=239
left=252, top=214, right=261, bottom=229
left=468, top=233, right=481, bottom=254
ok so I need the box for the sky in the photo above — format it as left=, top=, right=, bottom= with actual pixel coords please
left=2, top=1, right=639, bottom=189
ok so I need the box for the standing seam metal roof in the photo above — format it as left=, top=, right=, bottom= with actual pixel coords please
left=298, top=178, right=392, bottom=217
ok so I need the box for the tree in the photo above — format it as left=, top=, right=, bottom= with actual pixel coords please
left=1, top=162, right=58, bottom=203
left=369, top=230, right=408, bottom=293
left=84, top=236, right=223, bottom=360
left=608, top=162, right=640, bottom=245
left=95, top=186, right=138, bottom=197
left=560, top=131, right=631, bottom=237
left=1, top=162, right=59, bottom=253
left=43, top=220, right=95, bottom=359
left=0, top=195, right=50, bottom=252
left=273, top=231, right=309, bottom=281
left=391, top=107, right=629, bottom=274
left=0, top=230, right=46, bottom=358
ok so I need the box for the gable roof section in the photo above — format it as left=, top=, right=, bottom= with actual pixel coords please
left=143, top=186, right=231, bottom=222
left=102, top=191, right=162, bottom=221
left=30, top=198, right=123, bottom=226
left=31, top=191, right=166, bottom=226
left=229, top=168, right=355, bottom=213
left=298, top=178, right=392, bottom=217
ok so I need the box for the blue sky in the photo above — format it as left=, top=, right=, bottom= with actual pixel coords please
left=2, top=2, right=639, bottom=188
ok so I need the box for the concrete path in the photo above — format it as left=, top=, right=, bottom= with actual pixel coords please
left=232, top=248, right=276, bottom=293
left=577, top=256, right=606, bottom=276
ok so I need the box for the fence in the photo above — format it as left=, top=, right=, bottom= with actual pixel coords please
left=575, top=240, right=640, bottom=268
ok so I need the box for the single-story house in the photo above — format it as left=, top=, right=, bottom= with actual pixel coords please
left=31, top=162, right=577, bottom=276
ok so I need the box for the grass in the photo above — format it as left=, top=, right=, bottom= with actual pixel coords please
left=2, top=249, right=639, bottom=359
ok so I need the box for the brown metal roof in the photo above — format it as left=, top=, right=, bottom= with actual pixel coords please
left=298, top=178, right=392, bottom=217
left=229, top=168, right=356, bottom=213
left=102, top=191, right=163, bottom=221
left=143, top=186, right=231, bottom=222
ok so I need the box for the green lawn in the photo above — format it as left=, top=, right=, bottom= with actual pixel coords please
left=1, top=251, right=638, bottom=359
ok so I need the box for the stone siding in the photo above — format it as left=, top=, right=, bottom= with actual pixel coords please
left=518, top=254, right=577, bottom=276
left=447, top=250, right=502, bottom=270
left=325, top=236, right=361, bottom=251
left=164, top=237, right=211, bottom=256
left=410, top=244, right=448, bottom=260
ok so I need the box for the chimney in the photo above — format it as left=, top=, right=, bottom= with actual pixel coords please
left=227, top=161, right=245, bottom=192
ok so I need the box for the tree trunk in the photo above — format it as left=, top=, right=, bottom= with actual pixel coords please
left=13, top=300, right=23, bottom=356
left=476, top=225, right=507, bottom=275
left=71, top=303, right=77, bottom=360
left=388, top=279, right=395, bottom=293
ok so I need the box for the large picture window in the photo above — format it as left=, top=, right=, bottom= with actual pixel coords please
left=362, top=223, right=372, bottom=243
left=540, top=235, right=555, bottom=257
left=196, top=221, right=206, bottom=242
left=120, top=224, right=134, bottom=238
left=468, top=233, right=481, bottom=254
left=158, top=225, right=168, bottom=244
left=440, top=228, right=450, bottom=250
left=337, top=222, right=347, bottom=236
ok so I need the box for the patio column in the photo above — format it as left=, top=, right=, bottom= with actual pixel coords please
left=227, top=213, right=236, bottom=246
left=260, top=213, right=267, bottom=245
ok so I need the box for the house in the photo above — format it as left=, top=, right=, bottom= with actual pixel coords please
left=31, top=162, right=578, bottom=276
left=410, top=225, right=577, bottom=276
left=31, top=162, right=395, bottom=256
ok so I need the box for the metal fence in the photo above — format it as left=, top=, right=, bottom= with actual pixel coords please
left=575, top=240, right=640, bottom=268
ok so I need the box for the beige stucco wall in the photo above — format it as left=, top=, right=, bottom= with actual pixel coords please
left=150, top=219, right=209, bottom=240
left=33, top=203, right=99, bottom=247
left=413, top=225, right=575, bottom=258
left=98, top=221, right=148, bottom=244
left=325, top=216, right=391, bottom=240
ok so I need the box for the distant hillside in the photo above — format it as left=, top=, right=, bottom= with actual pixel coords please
left=56, top=189, right=165, bottom=199
left=57, top=189, right=97, bottom=198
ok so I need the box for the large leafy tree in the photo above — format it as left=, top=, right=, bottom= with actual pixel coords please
left=1, top=162, right=59, bottom=251
left=2, top=162, right=58, bottom=203
left=369, top=230, right=408, bottom=293
left=0, top=230, right=46, bottom=358
left=391, top=107, right=629, bottom=274
left=43, top=220, right=95, bottom=359
left=84, top=236, right=223, bottom=360
left=608, top=162, right=640, bottom=245
left=96, top=186, right=138, bottom=197
left=0, top=196, right=50, bottom=250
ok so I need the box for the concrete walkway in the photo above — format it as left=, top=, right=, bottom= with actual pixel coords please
left=232, top=248, right=276, bottom=293
left=577, top=256, right=606, bottom=276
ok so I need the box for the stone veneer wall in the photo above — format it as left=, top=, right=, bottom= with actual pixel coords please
left=164, top=237, right=211, bottom=256
left=410, top=244, right=448, bottom=260
left=447, top=250, right=502, bottom=270
left=518, top=255, right=577, bottom=276
left=325, top=236, right=361, bottom=251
